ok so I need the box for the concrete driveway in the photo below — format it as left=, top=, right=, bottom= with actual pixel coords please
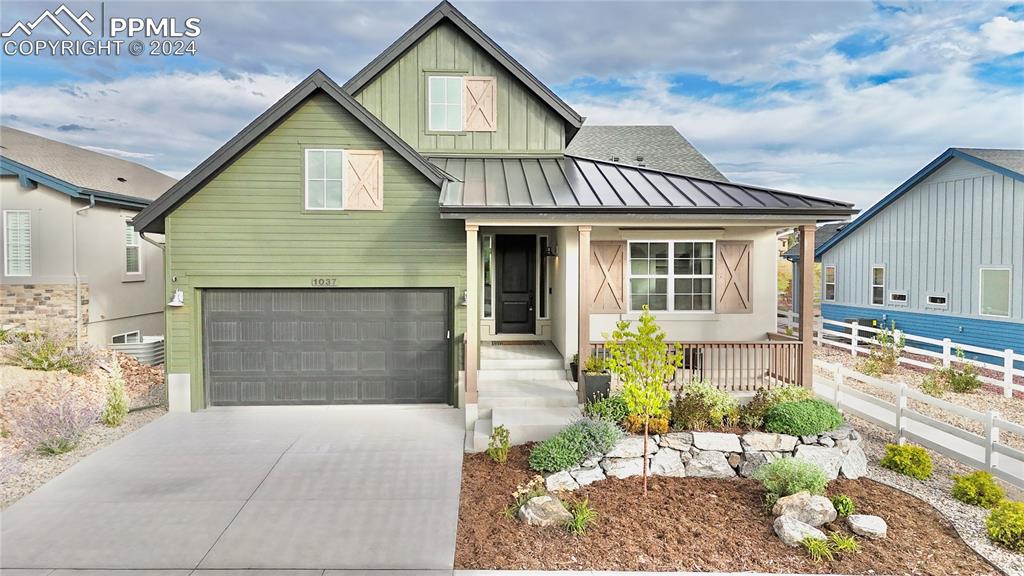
left=1, top=406, right=464, bottom=571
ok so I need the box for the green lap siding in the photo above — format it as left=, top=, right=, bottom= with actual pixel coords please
left=163, top=93, right=466, bottom=410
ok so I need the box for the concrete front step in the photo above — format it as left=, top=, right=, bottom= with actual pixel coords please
left=480, top=356, right=564, bottom=370
left=478, top=369, right=568, bottom=382
left=492, top=406, right=583, bottom=446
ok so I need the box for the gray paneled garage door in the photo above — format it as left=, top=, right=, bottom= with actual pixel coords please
left=203, top=289, right=451, bottom=405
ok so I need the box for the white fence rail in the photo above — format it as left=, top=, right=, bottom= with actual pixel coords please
left=814, top=360, right=1024, bottom=490
left=780, top=311, right=1024, bottom=397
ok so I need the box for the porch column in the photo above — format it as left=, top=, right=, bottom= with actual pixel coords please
left=465, top=224, right=479, bottom=404
left=577, top=225, right=592, bottom=403
left=798, top=224, right=816, bottom=388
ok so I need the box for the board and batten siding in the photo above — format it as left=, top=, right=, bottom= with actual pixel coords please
left=163, top=93, right=467, bottom=410
left=820, top=157, right=1024, bottom=324
left=352, top=21, right=564, bottom=155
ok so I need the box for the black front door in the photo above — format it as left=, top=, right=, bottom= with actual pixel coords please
left=496, top=235, right=536, bottom=334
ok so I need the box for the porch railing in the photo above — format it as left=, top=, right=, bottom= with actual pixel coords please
left=590, top=334, right=803, bottom=393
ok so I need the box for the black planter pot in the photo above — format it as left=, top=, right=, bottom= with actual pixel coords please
left=583, top=373, right=611, bottom=402
left=570, top=361, right=579, bottom=382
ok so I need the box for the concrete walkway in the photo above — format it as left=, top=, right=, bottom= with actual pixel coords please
left=0, top=406, right=464, bottom=570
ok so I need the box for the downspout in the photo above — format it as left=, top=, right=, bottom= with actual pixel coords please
left=73, top=194, right=96, bottom=349
left=139, top=231, right=164, bottom=251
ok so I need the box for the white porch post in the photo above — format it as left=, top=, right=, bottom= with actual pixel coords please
left=577, top=225, right=591, bottom=403
left=465, top=224, right=479, bottom=405
left=798, top=224, right=816, bottom=388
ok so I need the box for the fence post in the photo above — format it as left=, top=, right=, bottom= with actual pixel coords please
left=1004, top=350, right=1014, bottom=399
left=832, top=363, right=843, bottom=409
left=942, top=338, right=952, bottom=368
left=815, top=317, right=824, bottom=347
left=986, top=410, right=1001, bottom=471
left=896, top=383, right=907, bottom=444
left=850, top=321, right=859, bottom=357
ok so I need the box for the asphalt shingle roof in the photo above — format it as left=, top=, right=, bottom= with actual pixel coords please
left=0, top=126, right=175, bottom=201
left=954, top=148, right=1024, bottom=177
left=565, top=125, right=726, bottom=181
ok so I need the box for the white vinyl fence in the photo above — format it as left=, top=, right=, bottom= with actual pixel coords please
left=780, top=311, right=1024, bottom=397
left=814, top=360, right=1024, bottom=490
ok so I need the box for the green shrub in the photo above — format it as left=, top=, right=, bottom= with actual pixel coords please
left=564, top=497, right=597, bottom=535
left=946, top=348, right=982, bottom=393
left=987, top=500, right=1024, bottom=552
left=624, top=413, right=669, bottom=435
left=859, top=321, right=904, bottom=376
left=879, top=443, right=932, bottom=480
left=583, top=393, right=629, bottom=424
left=574, top=417, right=624, bottom=455
left=582, top=355, right=609, bottom=374
left=952, top=471, right=1005, bottom=508
left=829, top=533, right=859, bottom=554
left=762, top=399, right=843, bottom=436
left=920, top=369, right=948, bottom=397
left=738, top=385, right=813, bottom=429
left=753, top=458, right=828, bottom=508
left=670, top=380, right=738, bottom=431
left=802, top=536, right=833, bottom=562
left=101, top=357, right=130, bottom=428
left=4, top=329, right=96, bottom=374
left=486, top=425, right=511, bottom=464
left=528, top=417, right=622, bottom=473
left=831, top=494, right=855, bottom=518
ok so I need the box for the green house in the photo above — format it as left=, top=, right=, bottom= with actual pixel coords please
left=132, top=1, right=855, bottom=448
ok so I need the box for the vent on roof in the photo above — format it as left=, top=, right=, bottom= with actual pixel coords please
left=116, top=177, right=127, bottom=183
left=610, top=156, right=620, bottom=162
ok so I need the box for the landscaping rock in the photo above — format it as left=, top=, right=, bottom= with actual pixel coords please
left=824, top=423, right=854, bottom=440
left=794, top=444, right=844, bottom=480
left=545, top=470, right=579, bottom=492
left=686, top=450, right=735, bottom=478
left=848, top=514, right=888, bottom=539
left=835, top=437, right=851, bottom=451
left=581, top=456, right=601, bottom=469
left=659, top=432, right=693, bottom=451
left=840, top=444, right=867, bottom=479
left=571, top=466, right=605, bottom=487
left=772, top=491, right=837, bottom=527
left=774, top=515, right=827, bottom=547
left=819, top=436, right=835, bottom=448
left=727, top=453, right=742, bottom=468
left=605, top=435, right=657, bottom=458
left=518, top=495, right=572, bottom=527
left=601, top=457, right=645, bottom=479
left=737, top=451, right=775, bottom=478
left=800, top=435, right=818, bottom=444
left=692, top=431, right=742, bottom=452
left=651, top=447, right=687, bottom=477
left=742, top=431, right=798, bottom=452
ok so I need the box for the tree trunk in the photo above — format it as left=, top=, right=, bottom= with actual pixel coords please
left=642, top=419, right=649, bottom=496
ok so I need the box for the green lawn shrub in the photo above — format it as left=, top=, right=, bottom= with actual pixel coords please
left=753, top=458, right=828, bottom=508
left=528, top=417, right=623, bottom=473
left=951, top=471, right=1005, bottom=508
left=879, top=443, right=932, bottom=480
left=583, top=393, right=629, bottom=424
left=987, top=500, right=1024, bottom=552
left=670, top=379, right=738, bottom=431
left=762, top=399, right=843, bottom=436
left=738, top=385, right=813, bottom=429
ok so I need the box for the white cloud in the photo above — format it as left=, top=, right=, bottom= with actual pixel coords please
left=980, top=16, right=1024, bottom=54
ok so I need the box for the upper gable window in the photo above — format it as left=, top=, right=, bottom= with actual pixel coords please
left=305, top=149, right=344, bottom=210
left=428, top=76, right=464, bottom=132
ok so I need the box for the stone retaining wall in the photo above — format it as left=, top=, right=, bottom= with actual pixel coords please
left=545, top=424, right=867, bottom=492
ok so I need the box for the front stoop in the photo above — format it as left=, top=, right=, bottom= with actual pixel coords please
left=466, top=342, right=581, bottom=452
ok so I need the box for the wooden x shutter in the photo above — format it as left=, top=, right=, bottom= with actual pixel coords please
left=344, top=150, right=383, bottom=211
left=590, top=241, right=626, bottom=313
left=463, top=76, right=497, bottom=132
left=715, top=240, right=753, bottom=314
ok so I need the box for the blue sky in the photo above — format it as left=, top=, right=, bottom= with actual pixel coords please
left=1, top=0, right=1022, bottom=209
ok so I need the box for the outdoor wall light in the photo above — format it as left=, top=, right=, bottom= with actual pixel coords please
left=458, top=289, right=468, bottom=306
left=543, top=243, right=557, bottom=258
left=168, top=289, right=185, bottom=307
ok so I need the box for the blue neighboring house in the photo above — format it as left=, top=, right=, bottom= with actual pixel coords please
left=792, top=148, right=1024, bottom=367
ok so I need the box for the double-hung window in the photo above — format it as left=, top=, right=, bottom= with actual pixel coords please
left=870, top=266, right=885, bottom=306
left=305, top=149, right=344, bottom=210
left=428, top=76, right=463, bottom=132
left=4, top=210, right=31, bottom=277
left=124, top=222, right=142, bottom=275
left=824, top=265, right=836, bottom=301
left=979, top=268, right=1011, bottom=318
left=628, top=241, right=714, bottom=312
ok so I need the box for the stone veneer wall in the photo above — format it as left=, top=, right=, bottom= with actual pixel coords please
left=545, top=424, right=867, bottom=492
left=1, top=283, right=88, bottom=339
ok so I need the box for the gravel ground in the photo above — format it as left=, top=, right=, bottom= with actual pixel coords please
left=816, top=345, right=1024, bottom=450
left=851, top=414, right=1024, bottom=576
left=0, top=405, right=166, bottom=509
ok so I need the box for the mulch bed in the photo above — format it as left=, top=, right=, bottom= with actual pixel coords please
left=456, top=445, right=1000, bottom=574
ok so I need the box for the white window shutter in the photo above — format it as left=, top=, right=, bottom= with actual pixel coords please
left=463, top=76, right=497, bottom=132
left=4, top=211, right=31, bottom=276
left=344, top=150, right=384, bottom=210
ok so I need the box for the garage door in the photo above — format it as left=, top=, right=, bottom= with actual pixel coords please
left=202, top=289, right=451, bottom=405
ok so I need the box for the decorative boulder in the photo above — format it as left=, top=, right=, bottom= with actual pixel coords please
left=840, top=444, right=867, bottom=479
left=774, top=515, right=827, bottom=547
left=650, top=447, right=687, bottom=477
left=571, top=466, right=605, bottom=487
left=545, top=470, right=579, bottom=492
left=742, top=431, right=798, bottom=452
left=737, top=451, right=775, bottom=478
left=518, top=495, right=572, bottom=527
left=848, top=514, right=888, bottom=539
left=692, top=432, right=742, bottom=452
left=794, top=444, right=844, bottom=480
left=601, top=457, right=645, bottom=479
left=819, top=436, right=836, bottom=448
left=685, top=450, right=735, bottom=478
left=772, top=491, right=837, bottom=527
left=824, top=423, right=854, bottom=440
left=605, top=435, right=657, bottom=458
left=659, top=432, right=693, bottom=451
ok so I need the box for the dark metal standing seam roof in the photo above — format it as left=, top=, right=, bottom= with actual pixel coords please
left=431, top=155, right=856, bottom=217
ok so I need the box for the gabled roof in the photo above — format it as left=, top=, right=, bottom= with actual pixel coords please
left=782, top=222, right=847, bottom=261
left=433, top=154, right=856, bottom=219
left=0, top=126, right=175, bottom=208
left=815, top=147, right=1024, bottom=258
left=566, top=125, right=727, bottom=181
left=132, top=70, right=450, bottom=234
left=342, top=1, right=583, bottom=138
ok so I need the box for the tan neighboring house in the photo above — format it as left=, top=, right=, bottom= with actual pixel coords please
left=1, top=126, right=174, bottom=346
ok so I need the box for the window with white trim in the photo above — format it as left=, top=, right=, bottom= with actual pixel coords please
left=926, top=293, right=948, bottom=309
left=305, top=149, right=344, bottom=210
left=111, top=331, right=141, bottom=344
left=4, top=210, right=31, bottom=277
left=870, top=266, right=885, bottom=306
left=824, top=265, right=836, bottom=301
left=428, top=76, right=463, bottom=132
left=628, top=241, right=714, bottom=312
left=889, top=291, right=907, bottom=305
left=980, top=268, right=1011, bottom=318
left=124, top=222, right=142, bottom=275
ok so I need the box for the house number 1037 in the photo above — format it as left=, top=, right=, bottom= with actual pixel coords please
left=311, top=278, right=337, bottom=287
